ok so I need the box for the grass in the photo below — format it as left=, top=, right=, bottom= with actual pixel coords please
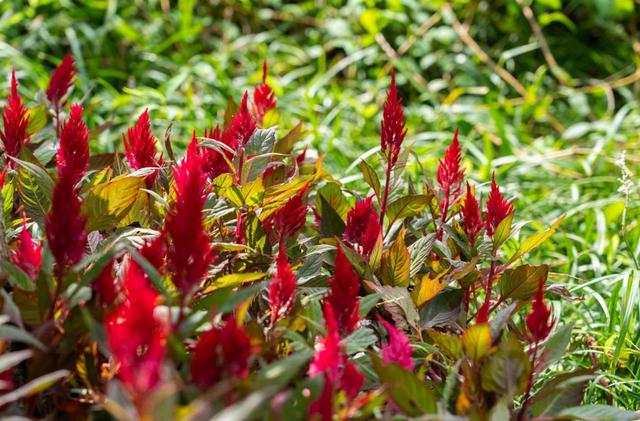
left=1, top=0, right=639, bottom=409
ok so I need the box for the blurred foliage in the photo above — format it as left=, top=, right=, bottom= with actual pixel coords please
left=1, top=0, right=640, bottom=409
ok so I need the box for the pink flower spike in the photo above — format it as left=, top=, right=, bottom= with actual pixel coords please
left=0, top=68, right=30, bottom=162
left=269, top=248, right=297, bottom=325
left=461, top=182, right=483, bottom=244
left=46, top=54, right=76, bottom=107
left=437, top=129, right=464, bottom=208
left=485, top=173, right=514, bottom=237
left=122, top=109, right=162, bottom=185
left=325, top=245, right=360, bottom=336
left=10, top=213, right=42, bottom=282
left=252, top=60, right=277, bottom=125
left=378, top=316, right=414, bottom=370
left=526, top=279, right=554, bottom=342
left=344, top=196, right=381, bottom=258
left=308, top=303, right=342, bottom=381
left=380, top=69, right=407, bottom=167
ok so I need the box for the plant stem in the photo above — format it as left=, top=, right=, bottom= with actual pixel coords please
left=379, top=158, right=393, bottom=227
left=236, top=146, right=245, bottom=184
left=518, top=340, right=539, bottom=421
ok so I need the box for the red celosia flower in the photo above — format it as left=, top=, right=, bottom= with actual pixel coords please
left=308, top=374, right=333, bottom=421
left=309, top=303, right=342, bottom=380
left=190, top=316, right=252, bottom=388
left=165, top=148, right=216, bottom=294
left=264, top=185, right=309, bottom=245
left=235, top=212, right=246, bottom=245
left=324, top=246, right=360, bottom=336
left=378, top=316, right=414, bottom=371
left=46, top=105, right=89, bottom=270
left=10, top=214, right=42, bottom=282
left=526, top=279, right=554, bottom=342
left=201, top=125, right=234, bottom=179
left=1, top=68, right=30, bottom=163
left=0, top=166, right=7, bottom=188
left=139, top=234, right=167, bottom=274
left=122, top=109, right=162, bottom=185
left=224, top=92, right=256, bottom=149
left=476, top=296, right=490, bottom=324
left=252, top=60, right=277, bottom=125
left=296, top=146, right=307, bottom=167
left=485, top=173, right=514, bottom=237
left=437, top=129, right=464, bottom=215
left=380, top=70, right=407, bottom=167
left=93, top=259, right=118, bottom=307
left=344, top=197, right=381, bottom=258
left=461, top=182, right=483, bottom=243
left=46, top=54, right=76, bottom=108
left=56, top=104, right=89, bottom=183
left=105, top=261, right=165, bottom=399
left=340, top=361, right=364, bottom=400
left=269, top=248, right=297, bottom=325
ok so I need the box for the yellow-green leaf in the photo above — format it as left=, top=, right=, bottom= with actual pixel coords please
left=83, top=174, right=145, bottom=231
left=507, top=216, right=564, bottom=264
left=26, top=105, right=48, bottom=136
left=498, top=264, right=549, bottom=301
left=380, top=228, right=411, bottom=286
left=462, top=323, right=492, bottom=362
left=206, top=272, right=267, bottom=292
left=492, top=213, right=514, bottom=251
left=386, top=195, right=429, bottom=224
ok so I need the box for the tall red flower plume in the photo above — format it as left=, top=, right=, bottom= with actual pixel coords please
left=139, top=234, right=167, bottom=274
left=122, top=109, right=162, bottom=184
left=46, top=105, right=89, bottom=270
left=485, top=173, right=514, bottom=236
left=190, top=316, right=252, bottom=388
left=340, top=361, right=364, bottom=399
left=224, top=92, right=256, bottom=149
left=165, top=148, right=216, bottom=294
left=10, top=214, right=42, bottom=282
left=461, top=182, right=483, bottom=243
left=105, top=261, right=165, bottom=398
left=526, top=279, right=554, bottom=342
left=344, top=197, right=381, bottom=258
left=309, top=303, right=342, bottom=380
left=0, top=166, right=7, bottom=188
left=264, top=185, right=309, bottom=245
left=308, top=374, right=333, bottom=421
left=380, top=70, right=407, bottom=167
left=378, top=316, right=414, bottom=371
left=437, top=129, right=464, bottom=214
left=1, top=68, right=30, bottom=162
left=325, top=246, right=360, bottom=336
left=46, top=54, right=76, bottom=107
left=252, top=60, right=277, bottom=125
left=93, top=259, right=118, bottom=307
left=269, top=248, right=297, bottom=325
left=56, top=104, right=90, bottom=183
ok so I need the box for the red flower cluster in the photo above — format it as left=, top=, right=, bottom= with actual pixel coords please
left=437, top=129, right=464, bottom=216
left=122, top=109, right=162, bottom=185
left=190, top=316, right=252, bottom=388
left=105, top=260, right=165, bottom=400
left=378, top=316, right=414, bottom=371
left=485, top=173, right=514, bottom=236
left=46, top=54, right=76, bottom=109
left=10, top=214, right=42, bottom=281
left=46, top=104, right=89, bottom=270
left=1, top=69, right=30, bottom=162
left=264, top=185, right=309, bottom=246
left=324, top=246, right=360, bottom=336
left=269, top=248, right=297, bottom=326
left=461, top=182, right=483, bottom=244
left=165, top=142, right=216, bottom=295
left=344, top=197, right=380, bottom=258
left=227, top=92, right=257, bottom=149
left=380, top=70, right=406, bottom=167
left=252, top=60, right=277, bottom=125
left=526, top=279, right=554, bottom=342
left=93, top=260, right=117, bottom=307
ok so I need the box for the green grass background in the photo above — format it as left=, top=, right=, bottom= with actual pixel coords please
left=1, top=0, right=639, bottom=408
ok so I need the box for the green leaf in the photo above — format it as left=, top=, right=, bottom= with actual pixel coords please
left=0, top=350, right=32, bottom=373
left=26, top=104, right=48, bottom=135
left=366, top=281, right=420, bottom=332
left=14, top=154, right=54, bottom=225
left=0, top=324, right=46, bottom=350
left=498, top=264, right=549, bottom=301
left=0, top=369, right=69, bottom=407
left=426, top=329, right=462, bottom=359
left=480, top=333, right=530, bottom=397
left=345, top=327, right=377, bottom=354
left=462, top=323, right=492, bottom=362
left=507, top=216, right=563, bottom=264
left=530, top=369, right=596, bottom=416
left=408, top=234, right=435, bottom=278
left=318, top=194, right=345, bottom=237
left=611, top=269, right=638, bottom=369
left=370, top=354, right=437, bottom=416
left=492, top=212, right=513, bottom=251
left=274, top=121, right=304, bottom=154
left=359, top=293, right=380, bottom=317
left=358, top=160, right=380, bottom=198
left=1, top=261, right=35, bottom=291
left=380, top=228, right=411, bottom=286
left=317, top=182, right=349, bottom=219
left=557, top=405, right=640, bottom=421
left=207, top=272, right=267, bottom=291
left=83, top=173, right=146, bottom=231
left=540, top=323, right=573, bottom=369
left=385, top=195, right=429, bottom=224
left=255, top=350, right=312, bottom=389
left=245, top=127, right=277, bottom=156
left=420, top=288, right=464, bottom=329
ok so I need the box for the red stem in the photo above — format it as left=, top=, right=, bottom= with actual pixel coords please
left=379, top=157, right=393, bottom=227
left=518, top=341, right=540, bottom=421
left=236, top=146, right=245, bottom=184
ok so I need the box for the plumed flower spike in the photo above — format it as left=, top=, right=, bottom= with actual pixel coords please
left=269, top=248, right=297, bottom=326
left=11, top=214, right=42, bottom=282
left=190, top=315, right=252, bottom=388
left=165, top=148, right=216, bottom=294
left=225, top=91, right=257, bottom=149
left=46, top=104, right=89, bottom=270
left=378, top=316, right=414, bottom=371
left=437, top=129, right=464, bottom=206
left=380, top=69, right=407, bottom=167
left=485, top=173, right=514, bottom=236
left=46, top=54, right=76, bottom=107
left=526, top=279, right=554, bottom=342
left=308, top=303, right=341, bottom=380
left=122, top=109, right=162, bottom=183
left=105, top=261, right=165, bottom=400
left=1, top=68, right=30, bottom=162
left=325, top=245, right=360, bottom=336
left=344, top=197, right=381, bottom=258
left=57, top=104, right=90, bottom=183
left=461, top=182, right=483, bottom=244
left=264, top=185, right=309, bottom=245
left=252, top=60, right=277, bottom=125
